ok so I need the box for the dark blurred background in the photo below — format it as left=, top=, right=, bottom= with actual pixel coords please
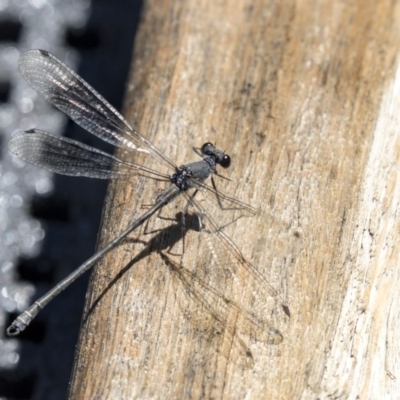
left=0, top=0, right=143, bottom=398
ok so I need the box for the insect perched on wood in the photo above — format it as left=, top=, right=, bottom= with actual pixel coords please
left=8, top=49, right=289, bottom=365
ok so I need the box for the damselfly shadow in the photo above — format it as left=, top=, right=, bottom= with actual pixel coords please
left=87, top=210, right=284, bottom=368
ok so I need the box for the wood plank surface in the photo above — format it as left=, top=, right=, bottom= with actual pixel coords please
left=69, top=0, right=400, bottom=398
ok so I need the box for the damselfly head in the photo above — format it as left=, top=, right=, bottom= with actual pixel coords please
left=200, top=142, right=231, bottom=169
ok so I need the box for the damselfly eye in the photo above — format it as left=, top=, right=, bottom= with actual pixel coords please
left=201, top=142, right=213, bottom=155
left=220, top=154, right=231, bottom=168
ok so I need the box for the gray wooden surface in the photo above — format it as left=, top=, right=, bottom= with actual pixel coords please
left=69, top=0, right=400, bottom=398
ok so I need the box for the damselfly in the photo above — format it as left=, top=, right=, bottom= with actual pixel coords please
left=7, top=50, right=289, bottom=355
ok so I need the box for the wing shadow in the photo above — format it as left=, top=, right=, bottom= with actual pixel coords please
left=83, top=212, right=284, bottom=368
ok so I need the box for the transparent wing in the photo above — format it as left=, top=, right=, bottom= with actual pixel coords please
left=9, top=130, right=170, bottom=181
left=179, top=191, right=290, bottom=342
left=168, top=254, right=284, bottom=344
left=18, top=49, right=176, bottom=170
left=193, top=179, right=258, bottom=220
left=165, top=255, right=254, bottom=368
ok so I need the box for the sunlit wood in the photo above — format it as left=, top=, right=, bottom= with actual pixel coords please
left=70, top=1, right=400, bottom=398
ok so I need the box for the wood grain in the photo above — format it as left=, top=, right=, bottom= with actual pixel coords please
left=69, top=0, right=400, bottom=398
